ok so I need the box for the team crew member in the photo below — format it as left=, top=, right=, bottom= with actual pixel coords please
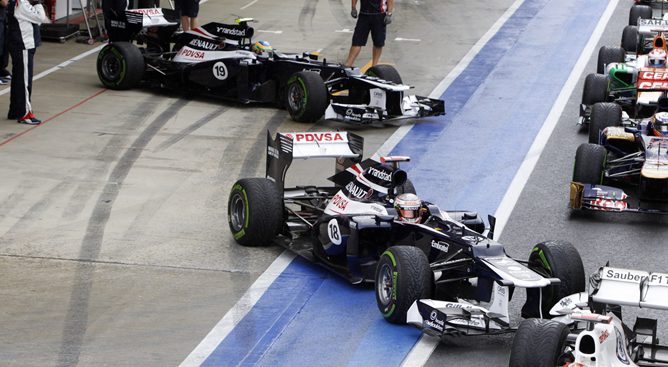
left=174, top=0, right=199, bottom=32
left=344, top=0, right=394, bottom=68
left=7, top=0, right=48, bottom=125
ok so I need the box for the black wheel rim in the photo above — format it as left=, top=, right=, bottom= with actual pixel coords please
left=287, top=82, right=305, bottom=113
left=230, top=193, right=246, bottom=232
left=377, top=263, right=394, bottom=307
left=101, top=52, right=122, bottom=82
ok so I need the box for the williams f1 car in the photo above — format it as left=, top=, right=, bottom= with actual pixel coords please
left=510, top=265, right=668, bottom=367
left=570, top=100, right=668, bottom=214
left=97, top=10, right=444, bottom=124
left=227, top=131, right=585, bottom=336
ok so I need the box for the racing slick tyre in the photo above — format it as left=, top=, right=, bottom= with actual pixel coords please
left=597, top=46, right=625, bottom=74
left=521, top=240, right=585, bottom=319
left=366, top=65, right=403, bottom=116
left=581, top=73, right=608, bottom=107
left=508, top=319, right=570, bottom=367
left=573, top=143, right=607, bottom=184
left=588, top=102, right=622, bottom=144
left=629, top=4, right=652, bottom=26
left=97, top=42, right=145, bottom=90
left=228, top=178, right=283, bottom=246
left=285, top=71, right=329, bottom=123
left=375, top=246, right=431, bottom=324
left=622, top=25, right=639, bottom=53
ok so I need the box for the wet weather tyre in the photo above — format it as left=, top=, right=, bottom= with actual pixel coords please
left=97, top=42, right=145, bottom=90
left=366, top=64, right=403, bottom=116
left=508, top=319, right=570, bottom=367
left=588, top=102, right=621, bottom=143
left=522, top=240, right=585, bottom=318
left=573, top=143, right=607, bottom=184
left=581, top=73, right=608, bottom=106
left=376, top=246, right=431, bottom=324
left=622, top=25, right=639, bottom=53
left=629, top=5, right=652, bottom=26
left=597, top=46, right=624, bottom=74
left=228, top=178, right=283, bottom=246
left=285, top=71, right=329, bottom=123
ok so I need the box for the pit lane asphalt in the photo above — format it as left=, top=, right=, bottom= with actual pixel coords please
left=0, top=0, right=517, bottom=366
left=425, top=1, right=668, bottom=366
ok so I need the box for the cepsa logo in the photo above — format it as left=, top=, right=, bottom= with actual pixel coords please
left=285, top=132, right=346, bottom=143
left=638, top=70, right=668, bottom=90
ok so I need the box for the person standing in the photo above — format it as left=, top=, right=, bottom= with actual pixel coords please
left=0, top=0, right=10, bottom=84
left=174, top=0, right=199, bottom=32
left=344, top=0, right=394, bottom=68
left=7, top=0, right=48, bottom=125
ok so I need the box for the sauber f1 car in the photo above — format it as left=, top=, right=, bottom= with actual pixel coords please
left=97, top=9, right=444, bottom=124
left=227, top=131, right=585, bottom=336
left=570, top=99, right=668, bottom=214
left=510, top=265, right=668, bottom=367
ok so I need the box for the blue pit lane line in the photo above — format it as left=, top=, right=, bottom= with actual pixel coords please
left=202, top=0, right=608, bottom=365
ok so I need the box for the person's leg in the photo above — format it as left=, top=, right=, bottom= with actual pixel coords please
left=181, top=16, right=190, bottom=31
left=345, top=46, right=362, bottom=68
left=370, top=15, right=387, bottom=66
left=8, top=47, right=23, bottom=119
left=190, top=16, right=198, bottom=29
left=189, top=0, right=199, bottom=29
left=27, top=48, right=34, bottom=104
left=372, top=46, right=382, bottom=66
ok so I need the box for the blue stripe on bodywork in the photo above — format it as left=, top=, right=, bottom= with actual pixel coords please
left=202, top=0, right=608, bottom=365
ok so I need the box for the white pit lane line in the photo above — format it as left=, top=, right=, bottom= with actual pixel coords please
left=399, top=0, right=620, bottom=366
left=394, top=37, right=421, bottom=42
left=240, top=0, right=258, bottom=10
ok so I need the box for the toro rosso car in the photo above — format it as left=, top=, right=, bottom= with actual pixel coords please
left=227, top=131, right=585, bottom=336
left=97, top=10, right=444, bottom=124
left=570, top=99, right=668, bottom=214
left=510, top=265, right=668, bottom=367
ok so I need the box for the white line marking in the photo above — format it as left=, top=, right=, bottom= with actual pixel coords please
left=493, top=0, right=619, bottom=239
left=395, top=0, right=527, bottom=364
left=335, top=29, right=354, bottom=33
left=178, top=252, right=296, bottom=367
left=240, top=0, right=258, bottom=10
left=258, top=30, right=283, bottom=34
left=394, top=37, right=421, bottom=42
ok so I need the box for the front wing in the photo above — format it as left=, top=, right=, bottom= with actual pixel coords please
left=569, top=181, right=668, bottom=214
left=324, top=95, right=445, bottom=125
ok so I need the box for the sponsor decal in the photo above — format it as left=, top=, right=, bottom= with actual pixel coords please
left=189, top=39, right=219, bottom=50
left=425, top=309, right=445, bottom=332
left=638, top=70, right=668, bottom=90
left=213, top=61, right=228, bottom=80
left=331, top=193, right=349, bottom=211
left=345, top=108, right=363, bottom=121
left=345, top=181, right=373, bottom=200
left=285, top=132, right=346, bottom=143
left=430, top=240, right=449, bottom=253
left=178, top=48, right=205, bottom=60
left=648, top=273, right=668, bottom=285
left=327, top=218, right=342, bottom=245
left=640, top=18, right=668, bottom=26
left=599, top=329, right=610, bottom=344
left=109, top=20, right=126, bottom=28
left=267, top=146, right=279, bottom=159
left=604, top=268, right=647, bottom=282
left=130, top=8, right=162, bottom=15
left=445, top=303, right=464, bottom=309
left=216, top=27, right=247, bottom=37
left=615, top=326, right=630, bottom=365
left=559, top=297, right=572, bottom=308
left=367, top=166, right=393, bottom=182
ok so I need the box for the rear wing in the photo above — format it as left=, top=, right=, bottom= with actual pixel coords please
left=591, top=266, right=668, bottom=310
left=638, top=18, right=668, bottom=34
left=266, top=131, right=363, bottom=191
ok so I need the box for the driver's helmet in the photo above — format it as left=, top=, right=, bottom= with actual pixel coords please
left=394, top=193, right=422, bottom=223
left=652, top=111, right=668, bottom=136
left=252, top=40, right=273, bottom=58
left=649, top=48, right=667, bottom=68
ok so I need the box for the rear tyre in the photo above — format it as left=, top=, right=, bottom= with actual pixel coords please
left=573, top=143, right=607, bottom=184
left=521, top=240, right=585, bottom=319
left=597, top=46, right=625, bottom=74
left=97, top=42, right=145, bottom=90
left=588, top=102, right=622, bottom=143
left=581, top=73, right=608, bottom=106
left=376, top=246, right=431, bottom=324
left=509, top=319, right=570, bottom=367
left=622, top=25, right=639, bottom=53
left=285, top=71, right=329, bottom=123
left=228, top=178, right=283, bottom=246
left=629, top=4, right=652, bottom=26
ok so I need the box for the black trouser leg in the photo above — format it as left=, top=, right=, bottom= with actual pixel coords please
left=8, top=48, right=34, bottom=119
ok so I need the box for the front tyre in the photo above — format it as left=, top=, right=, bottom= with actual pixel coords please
left=228, top=178, right=283, bottom=246
left=573, top=143, right=607, bottom=185
left=597, top=46, right=624, bottom=74
left=521, top=240, right=585, bottom=318
left=376, top=246, right=431, bottom=324
left=508, top=319, right=570, bottom=367
left=588, top=102, right=622, bottom=144
left=97, top=42, right=145, bottom=90
left=581, top=73, right=608, bottom=106
left=285, top=71, right=329, bottom=123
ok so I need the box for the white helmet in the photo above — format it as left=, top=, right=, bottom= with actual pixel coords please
left=649, top=48, right=667, bottom=68
left=394, top=193, right=422, bottom=223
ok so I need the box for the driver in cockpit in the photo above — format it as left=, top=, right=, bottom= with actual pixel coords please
left=394, top=193, right=428, bottom=224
